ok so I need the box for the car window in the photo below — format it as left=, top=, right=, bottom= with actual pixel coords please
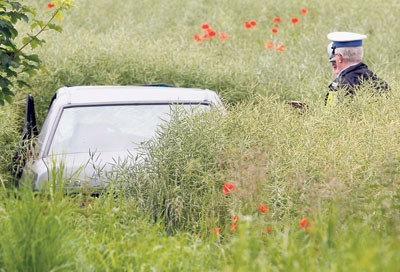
left=48, top=104, right=209, bottom=155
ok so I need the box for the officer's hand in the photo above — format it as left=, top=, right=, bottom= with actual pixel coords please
left=285, top=100, right=308, bottom=110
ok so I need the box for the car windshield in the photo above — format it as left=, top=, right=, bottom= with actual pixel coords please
left=48, top=104, right=209, bottom=155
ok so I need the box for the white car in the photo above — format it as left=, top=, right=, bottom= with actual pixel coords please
left=14, top=85, right=223, bottom=191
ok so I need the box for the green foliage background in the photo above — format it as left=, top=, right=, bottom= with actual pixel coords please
left=0, top=0, right=399, bottom=271
left=22, top=0, right=398, bottom=106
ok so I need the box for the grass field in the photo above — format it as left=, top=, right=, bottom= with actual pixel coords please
left=0, top=0, right=399, bottom=270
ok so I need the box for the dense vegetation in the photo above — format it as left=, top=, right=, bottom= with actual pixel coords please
left=0, top=0, right=399, bottom=270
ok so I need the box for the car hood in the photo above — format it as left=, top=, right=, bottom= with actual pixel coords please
left=28, top=151, right=140, bottom=191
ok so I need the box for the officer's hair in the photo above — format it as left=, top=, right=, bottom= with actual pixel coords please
left=335, top=46, right=363, bottom=62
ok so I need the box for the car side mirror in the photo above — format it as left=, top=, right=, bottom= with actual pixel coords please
left=11, top=94, right=39, bottom=179
left=23, top=94, right=39, bottom=139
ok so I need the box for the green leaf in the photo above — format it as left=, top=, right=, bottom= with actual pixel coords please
left=32, top=19, right=45, bottom=29
left=0, top=22, right=18, bottom=39
left=21, top=63, right=38, bottom=76
left=22, top=36, right=31, bottom=46
left=9, top=1, right=22, bottom=10
left=20, top=13, right=29, bottom=23
left=0, top=16, right=14, bottom=25
left=0, top=76, right=11, bottom=88
left=54, top=11, right=63, bottom=22
left=6, top=68, right=17, bottom=77
left=30, top=21, right=38, bottom=30
left=2, top=39, right=17, bottom=49
left=22, top=6, right=37, bottom=17
left=8, top=26, right=18, bottom=38
left=4, top=94, right=13, bottom=104
left=2, top=87, right=14, bottom=96
left=16, top=80, right=30, bottom=88
left=0, top=28, right=13, bottom=40
left=8, top=11, right=26, bottom=24
left=48, top=23, right=63, bottom=32
left=0, top=52, right=11, bottom=65
left=29, top=36, right=44, bottom=49
left=24, top=54, right=40, bottom=63
left=0, top=90, right=5, bottom=106
left=40, top=65, right=50, bottom=75
left=0, top=20, right=15, bottom=38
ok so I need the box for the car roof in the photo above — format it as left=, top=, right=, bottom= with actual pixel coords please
left=52, top=85, right=222, bottom=106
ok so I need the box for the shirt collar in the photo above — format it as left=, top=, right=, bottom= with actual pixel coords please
left=337, top=62, right=362, bottom=78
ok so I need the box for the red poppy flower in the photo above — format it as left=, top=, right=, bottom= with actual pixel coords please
left=211, top=228, right=222, bottom=234
left=201, top=23, right=211, bottom=30
left=207, top=28, right=217, bottom=37
left=291, top=17, right=300, bottom=24
left=273, top=17, right=281, bottom=23
left=299, top=218, right=309, bottom=229
left=219, top=32, right=229, bottom=41
left=264, top=227, right=273, bottom=233
left=271, top=27, right=279, bottom=34
left=47, top=2, right=55, bottom=8
left=264, top=41, right=274, bottom=49
left=222, top=182, right=236, bottom=194
left=258, top=204, right=269, bottom=213
left=231, top=216, right=238, bottom=232
left=301, top=8, right=308, bottom=15
left=193, top=33, right=202, bottom=42
left=276, top=44, right=285, bottom=52
left=231, top=221, right=238, bottom=232
left=250, top=19, right=257, bottom=26
left=202, top=33, right=210, bottom=39
left=244, top=21, right=252, bottom=29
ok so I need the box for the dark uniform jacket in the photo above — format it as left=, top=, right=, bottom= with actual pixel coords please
left=325, top=62, right=389, bottom=105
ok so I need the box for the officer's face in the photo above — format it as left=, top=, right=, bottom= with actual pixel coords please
left=330, top=60, right=339, bottom=76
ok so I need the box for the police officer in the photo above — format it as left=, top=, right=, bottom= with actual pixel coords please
left=325, top=32, right=389, bottom=106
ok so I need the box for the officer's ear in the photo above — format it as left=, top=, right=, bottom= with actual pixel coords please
left=336, top=54, right=344, bottom=63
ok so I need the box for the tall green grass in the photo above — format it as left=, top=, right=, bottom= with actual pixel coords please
left=120, top=93, right=400, bottom=230
left=0, top=0, right=399, bottom=270
left=0, top=185, right=398, bottom=271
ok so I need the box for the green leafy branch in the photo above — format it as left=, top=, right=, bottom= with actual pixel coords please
left=0, top=0, right=74, bottom=105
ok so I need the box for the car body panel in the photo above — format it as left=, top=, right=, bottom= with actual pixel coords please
left=20, top=85, right=223, bottom=190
